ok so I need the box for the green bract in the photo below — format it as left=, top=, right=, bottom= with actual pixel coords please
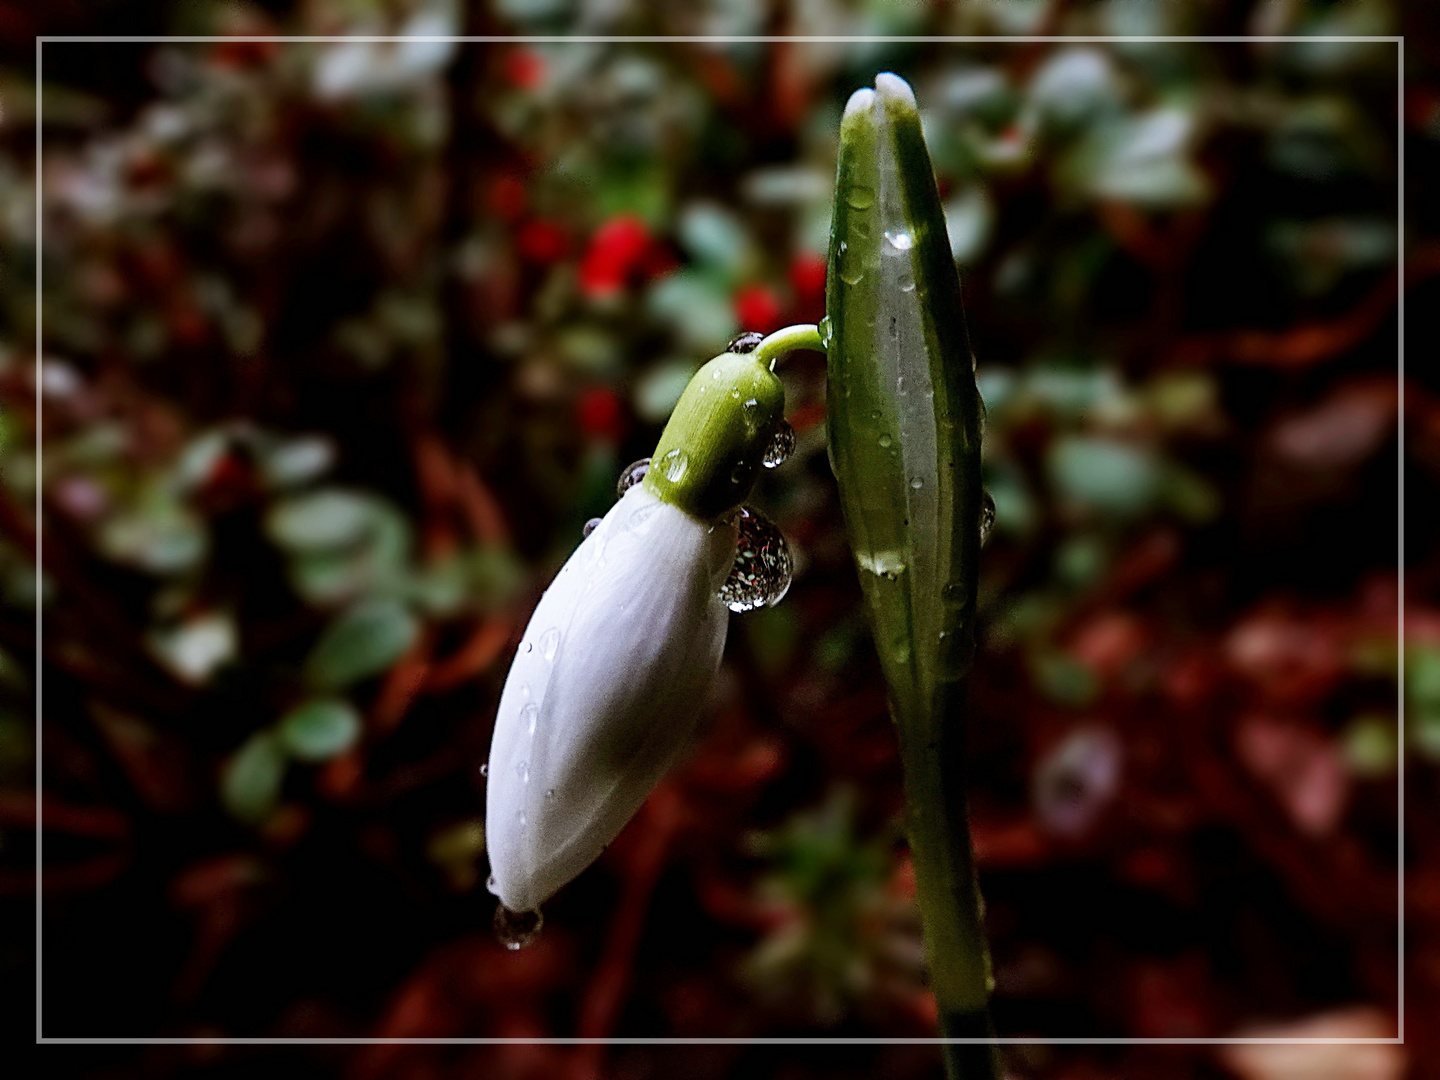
left=643, top=350, right=785, bottom=520
left=825, top=73, right=997, bottom=1078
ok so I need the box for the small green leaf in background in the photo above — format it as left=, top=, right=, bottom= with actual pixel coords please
left=221, top=731, right=287, bottom=825
left=304, top=596, right=420, bottom=691
left=276, top=697, right=362, bottom=762
left=1047, top=435, right=1162, bottom=517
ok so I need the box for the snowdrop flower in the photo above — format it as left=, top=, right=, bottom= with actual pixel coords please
left=485, top=332, right=816, bottom=938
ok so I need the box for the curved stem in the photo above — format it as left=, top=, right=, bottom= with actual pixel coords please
left=752, top=324, right=824, bottom=369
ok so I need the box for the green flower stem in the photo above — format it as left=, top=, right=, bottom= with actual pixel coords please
left=824, top=75, right=999, bottom=1080
left=751, top=324, right=825, bottom=369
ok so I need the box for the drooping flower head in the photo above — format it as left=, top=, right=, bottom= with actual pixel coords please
left=484, top=334, right=809, bottom=929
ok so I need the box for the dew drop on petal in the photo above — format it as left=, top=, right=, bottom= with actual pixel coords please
left=980, top=490, right=996, bottom=547
left=479, top=762, right=489, bottom=777
left=616, top=458, right=650, bottom=497
left=494, top=904, right=543, bottom=950
left=520, top=641, right=532, bottom=655
left=583, top=517, right=601, bottom=537
left=516, top=760, right=529, bottom=783
left=521, top=703, right=538, bottom=735
left=486, top=874, right=498, bottom=895
left=662, top=448, right=688, bottom=482
left=544, top=788, right=555, bottom=801
left=762, top=420, right=795, bottom=469
left=719, top=507, right=793, bottom=613
left=727, top=331, right=765, bottom=354
left=540, top=627, right=560, bottom=661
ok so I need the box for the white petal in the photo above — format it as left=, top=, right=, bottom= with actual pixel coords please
left=485, top=485, right=738, bottom=911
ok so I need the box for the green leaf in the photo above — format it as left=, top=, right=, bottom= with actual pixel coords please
left=276, top=697, right=362, bottom=762
left=304, top=597, right=420, bottom=691
left=825, top=75, right=995, bottom=1047
left=1046, top=435, right=1162, bottom=516
left=826, top=75, right=985, bottom=710
left=221, top=731, right=287, bottom=825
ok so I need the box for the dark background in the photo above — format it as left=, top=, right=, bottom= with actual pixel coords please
left=1, top=1, right=1431, bottom=1078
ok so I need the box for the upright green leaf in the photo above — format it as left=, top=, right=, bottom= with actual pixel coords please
left=825, top=74, right=996, bottom=1079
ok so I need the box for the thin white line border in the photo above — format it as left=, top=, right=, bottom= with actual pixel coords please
left=32, top=32, right=1407, bottom=1049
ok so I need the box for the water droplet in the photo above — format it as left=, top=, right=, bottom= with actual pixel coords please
left=719, top=507, right=793, bottom=613
left=582, top=517, right=601, bottom=537
left=839, top=265, right=864, bottom=286
left=884, top=230, right=913, bottom=251
left=479, top=763, right=489, bottom=777
left=762, top=420, right=795, bottom=469
left=910, top=477, right=924, bottom=490
left=494, top=904, right=543, bottom=950
left=899, top=273, right=915, bottom=293
left=730, top=461, right=749, bottom=484
left=727, top=331, right=765, bottom=354
left=521, top=703, right=538, bottom=735
left=616, top=458, right=650, bottom=497
left=629, top=502, right=658, bottom=529
left=517, top=811, right=527, bottom=826
left=516, top=759, right=529, bottom=783
left=854, top=220, right=871, bottom=239
left=662, top=448, right=689, bottom=482
left=896, top=376, right=907, bottom=396
left=520, top=641, right=532, bottom=654
left=818, top=316, right=833, bottom=348
left=980, top=490, right=996, bottom=547
left=858, top=550, right=907, bottom=581
left=544, top=788, right=555, bottom=801
left=846, top=185, right=875, bottom=210
left=878, top=434, right=893, bottom=449
left=869, top=410, right=881, bottom=421
left=486, top=874, right=498, bottom=894
left=730, top=388, right=740, bottom=399
left=540, top=627, right=560, bottom=661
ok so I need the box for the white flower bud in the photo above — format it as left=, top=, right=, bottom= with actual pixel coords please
left=484, top=484, right=739, bottom=913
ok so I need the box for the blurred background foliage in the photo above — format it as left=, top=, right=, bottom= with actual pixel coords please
left=0, top=0, right=1430, bottom=1078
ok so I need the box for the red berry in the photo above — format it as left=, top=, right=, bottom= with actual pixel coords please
left=576, top=386, right=625, bottom=442
left=733, top=284, right=783, bottom=334
left=505, top=49, right=545, bottom=90
left=516, top=219, right=568, bottom=264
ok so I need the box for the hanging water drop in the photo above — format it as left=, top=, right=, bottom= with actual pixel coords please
left=818, top=315, right=833, bottom=348
left=540, top=627, right=560, bottom=661
left=494, top=904, right=543, bottom=950
left=582, top=517, right=601, bottom=537
left=846, top=185, right=875, bottom=210
left=662, top=448, right=689, bottom=482
left=479, top=762, right=489, bottom=777
left=727, top=331, right=765, bottom=354
left=719, top=507, right=793, bottom=613
left=980, top=490, right=996, bottom=547
left=616, top=458, right=650, bottom=497
left=762, top=420, right=795, bottom=469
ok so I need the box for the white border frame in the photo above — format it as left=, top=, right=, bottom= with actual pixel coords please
left=32, top=33, right=1406, bottom=1048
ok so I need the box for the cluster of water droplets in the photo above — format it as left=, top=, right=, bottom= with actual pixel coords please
left=612, top=456, right=795, bottom=614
